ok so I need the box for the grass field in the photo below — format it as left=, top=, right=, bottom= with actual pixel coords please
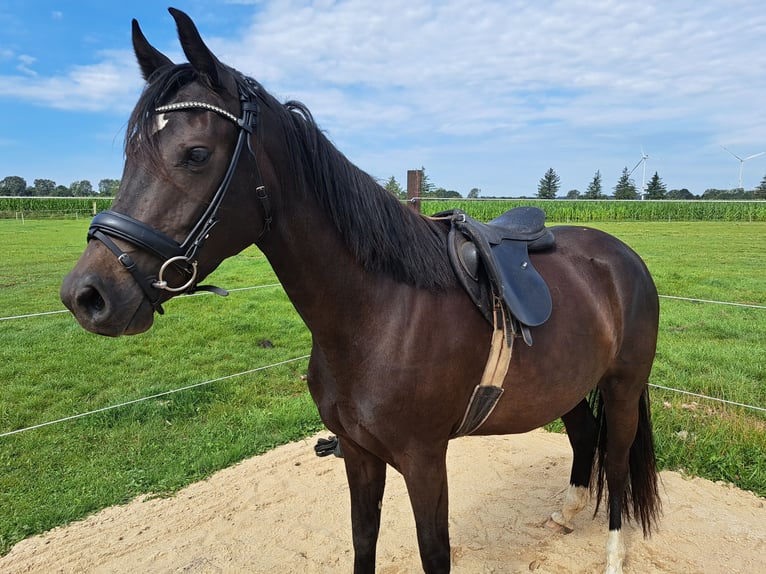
left=1, top=216, right=764, bottom=555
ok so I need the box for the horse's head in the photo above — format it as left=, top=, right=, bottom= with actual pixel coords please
left=61, top=8, right=274, bottom=336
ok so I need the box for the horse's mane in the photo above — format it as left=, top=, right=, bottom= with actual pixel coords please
left=126, top=64, right=457, bottom=292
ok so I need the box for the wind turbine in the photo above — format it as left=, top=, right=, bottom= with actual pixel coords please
left=721, top=145, right=766, bottom=190
left=629, top=147, right=649, bottom=198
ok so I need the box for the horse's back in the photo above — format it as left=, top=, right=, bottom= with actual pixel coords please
left=543, top=225, right=657, bottom=305
left=541, top=224, right=659, bottom=365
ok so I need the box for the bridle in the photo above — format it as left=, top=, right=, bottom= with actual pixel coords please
left=87, top=87, right=272, bottom=314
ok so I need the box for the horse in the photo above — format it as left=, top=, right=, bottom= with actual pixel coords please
left=60, top=9, right=661, bottom=573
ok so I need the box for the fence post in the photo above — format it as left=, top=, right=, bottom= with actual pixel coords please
left=407, top=169, right=422, bottom=214
left=92, top=201, right=97, bottom=216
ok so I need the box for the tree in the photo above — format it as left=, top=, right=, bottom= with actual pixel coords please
left=70, top=180, right=94, bottom=197
left=702, top=188, right=748, bottom=200
left=667, top=188, right=695, bottom=200
left=420, top=166, right=437, bottom=197
left=565, top=189, right=580, bottom=199
left=0, top=175, right=27, bottom=196
left=32, top=179, right=56, bottom=197
left=537, top=168, right=560, bottom=199
left=433, top=187, right=462, bottom=198
left=98, top=178, right=120, bottom=196
left=644, top=171, right=667, bottom=200
left=584, top=170, right=604, bottom=199
left=613, top=168, right=638, bottom=199
left=467, top=187, right=481, bottom=198
left=755, top=174, right=766, bottom=200
left=384, top=176, right=404, bottom=199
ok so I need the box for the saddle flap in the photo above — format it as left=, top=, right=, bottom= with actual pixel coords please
left=488, top=240, right=552, bottom=327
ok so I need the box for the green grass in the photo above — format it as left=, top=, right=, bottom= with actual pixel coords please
left=0, top=220, right=321, bottom=554
left=1, top=217, right=765, bottom=556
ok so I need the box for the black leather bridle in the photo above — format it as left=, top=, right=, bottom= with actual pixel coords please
left=87, top=89, right=271, bottom=314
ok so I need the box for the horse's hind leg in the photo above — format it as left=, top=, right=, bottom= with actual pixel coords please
left=341, top=437, right=388, bottom=574
left=547, top=398, right=597, bottom=533
left=599, top=383, right=661, bottom=574
left=599, top=392, right=638, bottom=574
left=596, top=377, right=661, bottom=574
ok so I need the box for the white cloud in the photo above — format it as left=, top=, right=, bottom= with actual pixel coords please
left=0, top=49, right=143, bottom=112
left=16, top=54, right=37, bottom=77
left=210, top=0, right=765, bottom=145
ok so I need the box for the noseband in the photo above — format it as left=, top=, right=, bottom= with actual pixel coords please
left=87, top=89, right=271, bottom=314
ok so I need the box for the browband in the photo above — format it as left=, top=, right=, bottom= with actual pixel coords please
left=155, top=101, right=239, bottom=124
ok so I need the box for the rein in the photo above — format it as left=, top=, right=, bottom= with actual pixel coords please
left=87, top=89, right=271, bottom=314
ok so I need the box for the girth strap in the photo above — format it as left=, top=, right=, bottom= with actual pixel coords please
left=452, top=295, right=514, bottom=437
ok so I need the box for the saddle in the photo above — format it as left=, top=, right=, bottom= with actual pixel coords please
left=436, top=207, right=555, bottom=346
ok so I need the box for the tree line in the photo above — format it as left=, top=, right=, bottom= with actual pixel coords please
left=0, top=176, right=119, bottom=197
left=384, top=167, right=766, bottom=200
left=6, top=169, right=766, bottom=200
left=537, top=167, right=766, bottom=200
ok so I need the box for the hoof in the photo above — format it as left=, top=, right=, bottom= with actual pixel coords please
left=545, top=516, right=573, bottom=534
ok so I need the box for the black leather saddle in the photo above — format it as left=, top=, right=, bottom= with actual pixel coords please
left=436, top=207, right=555, bottom=344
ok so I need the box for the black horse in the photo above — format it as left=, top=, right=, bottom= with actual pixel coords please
left=61, top=9, right=660, bottom=573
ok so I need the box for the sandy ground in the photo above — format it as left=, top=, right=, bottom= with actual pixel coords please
left=2, top=429, right=764, bottom=573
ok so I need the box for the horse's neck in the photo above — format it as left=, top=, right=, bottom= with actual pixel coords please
left=259, top=197, right=388, bottom=346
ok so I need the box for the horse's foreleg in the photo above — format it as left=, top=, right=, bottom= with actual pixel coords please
left=547, top=398, right=596, bottom=533
left=401, top=444, right=451, bottom=574
left=341, top=437, right=387, bottom=574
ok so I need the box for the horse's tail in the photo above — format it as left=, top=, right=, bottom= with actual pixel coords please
left=592, top=387, right=662, bottom=536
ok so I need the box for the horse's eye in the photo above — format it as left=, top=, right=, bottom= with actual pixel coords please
left=186, top=147, right=211, bottom=167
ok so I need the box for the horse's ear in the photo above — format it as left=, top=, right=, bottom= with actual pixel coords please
left=168, top=7, right=222, bottom=88
left=132, top=19, right=174, bottom=81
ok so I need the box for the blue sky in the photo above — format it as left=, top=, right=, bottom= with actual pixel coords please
left=1, top=0, right=765, bottom=197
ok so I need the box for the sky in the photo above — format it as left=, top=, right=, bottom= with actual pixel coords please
left=1, top=0, right=765, bottom=198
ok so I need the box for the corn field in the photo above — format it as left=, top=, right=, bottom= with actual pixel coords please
left=2, top=197, right=765, bottom=222
left=0, top=197, right=114, bottom=219
left=422, top=199, right=766, bottom=222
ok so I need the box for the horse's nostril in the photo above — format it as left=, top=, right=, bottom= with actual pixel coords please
left=76, top=285, right=106, bottom=314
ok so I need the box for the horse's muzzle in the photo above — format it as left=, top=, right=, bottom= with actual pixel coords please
left=60, top=267, right=155, bottom=337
